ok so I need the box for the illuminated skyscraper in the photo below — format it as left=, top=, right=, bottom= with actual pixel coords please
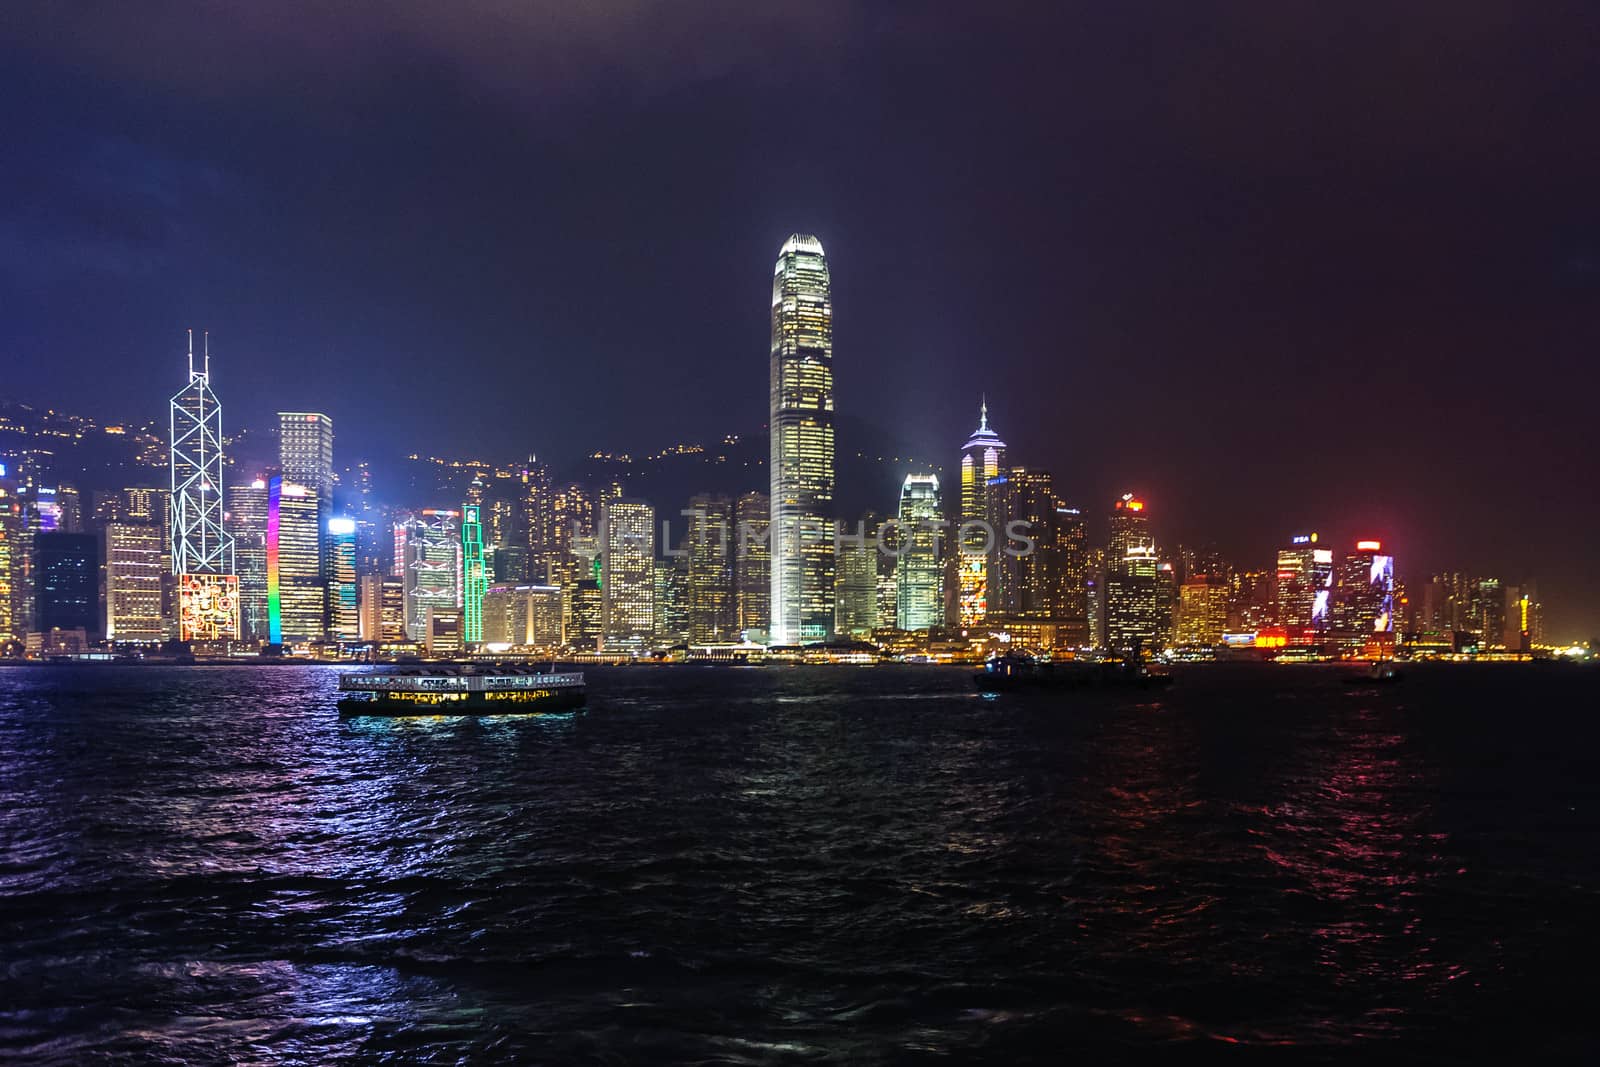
left=104, top=522, right=165, bottom=642
left=1107, top=493, right=1152, bottom=563
left=277, top=412, right=335, bottom=497
left=769, top=233, right=834, bottom=644
left=834, top=523, right=878, bottom=639
left=985, top=468, right=1056, bottom=619
left=265, top=477, right=322, bottom=644
left=1105, top=544, right=1163, bottom=652
left=1333, top=540, right=1395, bottom=635
left=683, top=494, right=735, bottom=644
left=36, top=532, right=98, bottom=635
left=569, top=579, right=603, bottom=651
left=399, top=510, right=460, bottom=643
left=1099, top=495, right=1157, bottom=649
left=895, top=474, right=943, bottom=632
left=461, top=504, right=487, bottom=644
left=483, top=584, right=564, bottom=648
left=653, top=556, right=689, bottom=647
left=357, top=572, right=406, bottom=642
left=1175, top=575, right=1230, bottom=646
left=228, top=480, right=270, bottom=643
left=734, top=491, right=770, bottom=638
left=1275, top=533, right=1333, bottom=629
left=170, top=331, right=238, bottom=641
left=0, top=491, right=14, bottom=642
left=1504, top=582, right=1542, bottom=650
left=958, top=399, right=1006, bottom=625
left=1053, top=506, right=1089, bottom=634
left=325, top=517, right=358, bottom=640
left=601, top=499, right=655, bottom=650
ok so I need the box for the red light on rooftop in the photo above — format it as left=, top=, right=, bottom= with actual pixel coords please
left=1356, top=540, right=1382, bottom=552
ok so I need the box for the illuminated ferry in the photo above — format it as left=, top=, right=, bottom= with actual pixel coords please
left=337, top=665, right=586, bottom=716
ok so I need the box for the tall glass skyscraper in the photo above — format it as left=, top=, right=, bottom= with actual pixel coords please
left=277, top=412, right=335, bottom=497
left=265, top=477, right=322, bottom=644
left=769, top=234, right=834, bottom=645
left=958, top=399, right=1006, bottom=626
left=896, top=474, right=943, bottom=632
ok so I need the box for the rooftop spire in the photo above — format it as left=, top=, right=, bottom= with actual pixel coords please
left=203, top=330, right=210, bottom=377
left=187, top=328, right=194, bottom=377
left=979, top=394, right=988, bottom=432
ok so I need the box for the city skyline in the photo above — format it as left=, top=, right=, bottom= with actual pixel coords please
left=0, top=365, right=1580, bottom=644
left=3, top=6, right=1598, bottom=639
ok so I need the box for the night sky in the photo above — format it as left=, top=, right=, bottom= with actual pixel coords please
left=2, top=3, right=1597, bottom=638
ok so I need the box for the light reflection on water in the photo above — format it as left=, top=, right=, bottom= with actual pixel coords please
left=1, top=662, right=1597, bottom=1062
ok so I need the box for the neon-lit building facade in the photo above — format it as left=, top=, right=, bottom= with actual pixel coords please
left=461, top=504, right=487, bottom=644
left=228, top=479, right=270, bottom=643
left=769, top=233, right=834, bottom=644
left=1276, top=533, right=1334, bottom=630
left=895, top=474, right=943, bottom=632
left=170, top=330, right=238, bottom=640
left=400, top=510, right=460, bottom=643
left=265, top=477, right=322, bottom=643
left=1334, top=540, right=1395, bottom=634
left=325, top=517, right=358, bottom=640
left=958, top=399, right=1006, bottom=626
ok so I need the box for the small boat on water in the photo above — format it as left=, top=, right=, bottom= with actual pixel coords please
left=974, top=651, right=1174, bottom=693
left=337, top=665, right=586, bottom=716
left=1344, top=662, right=1403, bottom=685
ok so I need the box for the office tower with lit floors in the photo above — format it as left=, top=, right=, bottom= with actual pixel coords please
left=277, top=413, right=335, bottom=497
left=1105, top=544, right=1164, bottom=653
left=1276, top=533, right=1334, bottom=630
left=734, top=491, right=770, bottom=639
left=834, top=522, right=879, bottom=639
left=1053, top=506, right=1089, bottom=643
left=1103, top=494, right=1161, bottom=652
left=895, top=474, right=943, bottom=632
left=685, top=494, right=735, bottom=644
left=325, top=517, right=358, bottom=641
left=265, top=478, right=322, bottom=644
left=985, top=468, right=1057, bottom=619
left=1332, top=540, right=1395, bottom=638
left=957, top=399, right=1006, bottom=626
left=601, top=499, right=655, bottom=651
left=228, top=480, right=270, bottom=643
left=104, top=522, right=165, bottom=642
left=769, top=234, right=835, bottom=644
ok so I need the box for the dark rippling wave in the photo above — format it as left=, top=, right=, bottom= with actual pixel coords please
left=2, top=663, right=1597, bottom=1062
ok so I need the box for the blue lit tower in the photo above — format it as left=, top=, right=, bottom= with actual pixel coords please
left=768, top=234, right=835, bottom=644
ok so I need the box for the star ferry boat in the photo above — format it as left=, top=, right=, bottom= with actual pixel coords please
left=337, top=665, right=586, bottom=716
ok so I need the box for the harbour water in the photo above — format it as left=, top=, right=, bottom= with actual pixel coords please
left=1, top=663, right=1596, bottom=1062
